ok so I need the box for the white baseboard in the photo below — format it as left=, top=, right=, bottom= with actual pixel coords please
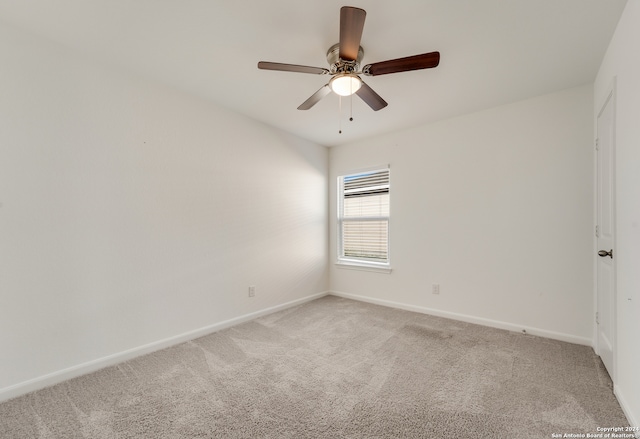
left=329, top=291, right=592, bottom=346
left=0, top=290, right=600, bottom=404
left=615, top=385, right=640, bottom=434
left=0, top=291, right=328, bottom=403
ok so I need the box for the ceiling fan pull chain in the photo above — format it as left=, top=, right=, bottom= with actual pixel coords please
left=350, top=80, right=353, bottom=120
left=350, top=92, right=354, bottom=122
left=338, top=96, right=343, bottom=134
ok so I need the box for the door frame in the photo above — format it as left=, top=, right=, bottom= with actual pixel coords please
left=594, top=77, right=617, bottom=381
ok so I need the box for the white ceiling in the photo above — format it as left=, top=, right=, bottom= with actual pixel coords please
left=0, top=0, right=628, bottom=147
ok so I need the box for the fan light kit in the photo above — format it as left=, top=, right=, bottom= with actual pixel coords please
left=330, top=74, right=362, bottom=96
left=258, top=6, right=440, bottom=130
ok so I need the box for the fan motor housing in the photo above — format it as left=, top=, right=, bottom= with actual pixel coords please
left=327, top=43, right=364, bottom=74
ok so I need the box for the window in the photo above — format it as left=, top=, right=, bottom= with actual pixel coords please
left=337, top=167, right=390, bottom=271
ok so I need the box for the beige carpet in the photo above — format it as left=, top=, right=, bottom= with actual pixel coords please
left=0, top=296, right=629, bottom=438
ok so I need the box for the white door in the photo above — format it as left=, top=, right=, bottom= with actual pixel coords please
left=596, top=88, right=615, bottom=378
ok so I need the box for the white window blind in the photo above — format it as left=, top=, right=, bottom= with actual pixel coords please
left=338, top=168, right=390, bottom=265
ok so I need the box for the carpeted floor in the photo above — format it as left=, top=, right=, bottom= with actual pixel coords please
left=0, top=296, right=629, bottom=438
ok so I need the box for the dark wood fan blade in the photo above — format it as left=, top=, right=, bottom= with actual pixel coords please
left=363, top=52, right=440, bottom=76
left=258, top=62, right=329, bottom=75
left=355, top=82, right=388, bottom=111
left=339, top=6, right=366, bottom=61
left=298, top=85, right=331, bottom=110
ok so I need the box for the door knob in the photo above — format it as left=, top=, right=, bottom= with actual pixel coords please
left=598, top=249, right=613, bottom=259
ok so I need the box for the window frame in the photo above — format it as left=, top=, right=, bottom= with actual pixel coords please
left=336, top=166, right=392, bottom=273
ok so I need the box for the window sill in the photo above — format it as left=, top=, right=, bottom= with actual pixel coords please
left=335, top=261, right=392, bottom=274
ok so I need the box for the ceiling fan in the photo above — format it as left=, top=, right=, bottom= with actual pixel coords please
left=257, top=6, right=440, bottom=112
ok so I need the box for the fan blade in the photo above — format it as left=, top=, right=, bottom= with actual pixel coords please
left=298, top=85, right=331, bottom=110
left=363, top=52, right=440, bottom=76
left=339, top=6, right=366, bottom=61
left=355, top=82, right=388, bottom=111
left=258, top=61, right=329, bottom=75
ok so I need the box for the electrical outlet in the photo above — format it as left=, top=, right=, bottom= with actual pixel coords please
left=248, top=286, right=256, bottom=297
left=432, top=284, right=440, bottom=295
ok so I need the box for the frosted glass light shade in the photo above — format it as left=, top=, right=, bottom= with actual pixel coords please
left=330, top=74, right=362, bottom=96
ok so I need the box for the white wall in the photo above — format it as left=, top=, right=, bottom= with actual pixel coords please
left=594, top=0, right=640, bottom=428
left=0, top=21, right=328, bottom=400
left=330, top=85, right=594, bottom=344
